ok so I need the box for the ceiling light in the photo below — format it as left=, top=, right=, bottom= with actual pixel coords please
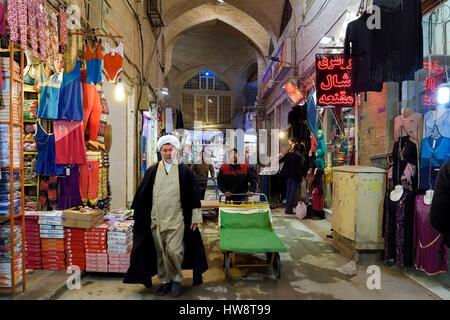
left=160, top=87, right=169, bottom=96
left=279, top=131, right=285, bottom=139
left=217, top=0, right=225, bottom=3
left=320, top=35, right=334, bottom=45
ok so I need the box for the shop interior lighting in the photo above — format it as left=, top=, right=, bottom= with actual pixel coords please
left=115, top=78, right=126, bottom=101
left=437, top=82, right=450, bottom=105
left=319, top=35, right=334, bottom=45
left=279, top=131, right=285, bottom=139
left=217, top=0, right=225, bottom=3
left=161, top=87, right=169, bottom=96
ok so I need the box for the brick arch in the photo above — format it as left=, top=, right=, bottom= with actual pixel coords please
left=164, top=3, right=271, bottom=76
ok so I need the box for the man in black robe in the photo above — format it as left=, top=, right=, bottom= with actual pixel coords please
left=124, top=135, right=208, bottom=297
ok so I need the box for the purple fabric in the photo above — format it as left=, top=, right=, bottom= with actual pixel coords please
left=414, top=195, right=448, bottom=275
left=57, top=164, right=83, bottom=210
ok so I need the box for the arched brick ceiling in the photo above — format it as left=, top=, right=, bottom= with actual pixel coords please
left=164, top=2, right=275, bottom=75
left=163, top=0, right=286, bottom=40
left=167, top=20, right=258, bottom=90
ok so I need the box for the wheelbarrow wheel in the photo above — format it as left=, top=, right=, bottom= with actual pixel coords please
left=273, top=253, right=281, bottom=279
left=224, top=253, right=232, bottom=281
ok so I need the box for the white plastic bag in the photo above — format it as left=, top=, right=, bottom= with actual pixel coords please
left=295, top=201, right=307, bottom=220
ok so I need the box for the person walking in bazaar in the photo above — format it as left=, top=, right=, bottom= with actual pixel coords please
left=124, top=135, right=208, bottom=298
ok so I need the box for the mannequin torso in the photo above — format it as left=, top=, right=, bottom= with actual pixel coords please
left=390, top=185, right=404, bottom=201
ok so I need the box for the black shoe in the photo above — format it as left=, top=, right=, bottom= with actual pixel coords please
left=171, top=281, right=182, bottom=298
left=157, top=283, right=171, bottom=296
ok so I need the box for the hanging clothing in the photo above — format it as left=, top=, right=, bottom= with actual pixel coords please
left=414, top=195, right=448, bottom=275
left=391, top=136, right=418, bottom=191
left=423, top=109, right=450, bottom=139
left=344, top=12, right=383, bottom=93
left=37, top=66, right=63, bottom=120
left=124, top=162, right=208, bottom=288
left=36, top=0, right=47, bottom=60
left=419, top=136, right=450, bottom=190
left=82, top=84, right=102, bottom=141
left=98, top=98, right=110, bottom=146
left=58, top=7, right=68, bottom=53
left=371, top=0, right=423, bottom=83
left=383, top=191, right=415, bottom=268
left=232, top=110, right=245, bottom=130
left=38, top=175, right=58, bottom=211
left=45, top=8, right=62, bottom=73
left=58, top=60, right=83, bottom=121
left=175, top=109, right=184, bottom=129
left=314, top=132, right=327, bottom=171
left=79, top=160, right=99, bottom=206
left=85, top=42, right=103, bottom=85
left=307, top=93, right=318, bottom=139
left=34, top=122, right=65, bottom=176
left=288, top=105, right=307, bottom=141
left=56, top=165, right=83, bottom=210
left=103, top=41, right=123, bottom=83
left=7, top=0, right=27, bottom=49
left=54, top=120, right=87, bottom=165
left=165, top=107, right=173, bottom=133
left=27, top=0, right=39, bottom=57
left=394, top=111, right=423, bottom=145
left=0, top=2, right=6, bottom=35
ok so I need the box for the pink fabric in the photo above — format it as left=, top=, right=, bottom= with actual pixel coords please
left=414, top=195, right=448, bottom=275
left=7, top=0, right=18, bottom=43
left=0, top=2, right=6, bottom=35
left=37, top=0, right=47, bottom=60
left=18, top=0, right=27, bottom=49
left=59, top=7, right=68, bottom=52
left=28, top=0, right=39, bottom=57
left=394, top=112, right=423, bottom=142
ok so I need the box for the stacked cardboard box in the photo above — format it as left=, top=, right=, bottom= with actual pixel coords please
left=24, top=214, right=42, bottom=269
left=85, top=224, right=108, bottom=272
left=107, top=221, right=133, bottom=273
left=64, top=228, right=86, bottom=271
left=39, top=212, right=65, bottom=270
left=0, top=224, right=23, bottom=288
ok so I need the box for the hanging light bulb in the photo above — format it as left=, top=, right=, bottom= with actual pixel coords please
left=437, top=82, right=450, bottom=105
left=115, top=78, right=126, bottom=101
left=279, top=131, right=285, bottom=139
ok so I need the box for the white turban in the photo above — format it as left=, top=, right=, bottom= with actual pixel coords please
left=157, top=135, right=181, bottom=151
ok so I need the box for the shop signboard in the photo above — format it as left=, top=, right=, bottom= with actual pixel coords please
left=315, top=54, right=354, bottom=108
left=261, top=39, right=292, bottom=98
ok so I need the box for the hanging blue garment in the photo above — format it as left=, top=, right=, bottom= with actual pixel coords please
left=419, top=136, right=450, bottom=190
left=35, top=122, right=65, bottom=176
left=307, top=91, right=318, bottom=139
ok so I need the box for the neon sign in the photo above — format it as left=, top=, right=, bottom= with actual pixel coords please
left=423, top=60, right=445, bottom=107
left=316, top=54, right=354, bottom=108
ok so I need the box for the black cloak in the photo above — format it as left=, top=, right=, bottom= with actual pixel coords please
left=123, top=162, right=208, bottom=288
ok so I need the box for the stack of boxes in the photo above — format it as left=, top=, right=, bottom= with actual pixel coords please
left=39, top=212, right=66, bottom=271
left=107, top=222, right=133, bottom=273
left=64, top=228, right=86, bottom=271
left=0, top=223, right=23, bottom=288
left=85, top=224, right=108, bottom=272
left=24, top=213, right=42, bottom=270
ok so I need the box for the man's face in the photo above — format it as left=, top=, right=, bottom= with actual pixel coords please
left=229, top=151, right=238, bottom=163
left=161, top=144, right=177, bottom=163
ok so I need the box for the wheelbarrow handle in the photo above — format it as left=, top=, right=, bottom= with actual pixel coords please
left=219, top=193, right=268, bottom=203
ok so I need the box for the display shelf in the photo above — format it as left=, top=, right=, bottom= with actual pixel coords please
left=24, top=119, right=37, bottom=123
left=24, top=184, right=37, bottom=187
left=24, top=152, right=37, bottom=155
left=0, top=41, right=26, bottom=297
